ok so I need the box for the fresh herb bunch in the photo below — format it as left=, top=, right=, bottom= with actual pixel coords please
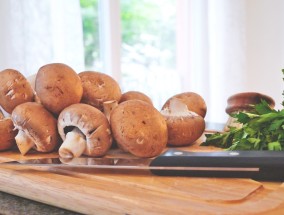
left=202, top=69, right=284, bottom=151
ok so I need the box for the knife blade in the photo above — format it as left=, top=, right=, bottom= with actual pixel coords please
left=2, top=149, right=284, bottom=181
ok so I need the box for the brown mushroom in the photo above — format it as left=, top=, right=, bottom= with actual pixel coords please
left=0, top=117, right=17, bottom=151
left=225, top=92, right=275, bottom=114
left=0, top=106, right=17, bottom=151
left=119, top=91, right=153, bottom=105
left=57, top=103, right=112, bottom=158
left=11, top=102, right=59, bottom=155
left=161, top=98, right=205, bottom=146
left=35, top=63, right=83, bottom=115
left=79, top=71, right=122, bottom=111
left=162, top=92, right=207, bottom=118
left=0, top=69, right=34, bottom=114
left=110, top=100, right=168, bottom=158
left=224, top=92, right=276, bottom=131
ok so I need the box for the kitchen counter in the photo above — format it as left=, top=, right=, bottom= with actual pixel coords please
left=0, top=191, right=81, bottom=215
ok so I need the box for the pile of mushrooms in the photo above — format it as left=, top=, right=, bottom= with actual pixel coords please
left=0, top=63, right=207, bottom=159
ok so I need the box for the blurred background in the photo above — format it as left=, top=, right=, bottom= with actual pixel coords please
left=0, top=0, right=283, bottom=123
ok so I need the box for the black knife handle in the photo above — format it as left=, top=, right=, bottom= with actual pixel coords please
left=150, top=149, right=284, bottom=181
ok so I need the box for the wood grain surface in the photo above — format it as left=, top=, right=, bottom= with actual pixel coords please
left=0, top=138, right=283, bottom=214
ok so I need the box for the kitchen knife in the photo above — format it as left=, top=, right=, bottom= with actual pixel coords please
left=1, top=149, right=284, bottom=181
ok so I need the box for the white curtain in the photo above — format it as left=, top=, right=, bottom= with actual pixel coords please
left=177, top=0, right=284, bottom=123
left=0, top=0, right=84, bottom=77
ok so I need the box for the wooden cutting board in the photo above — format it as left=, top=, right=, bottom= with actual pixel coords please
left=0, top=141, right=284, bottom=214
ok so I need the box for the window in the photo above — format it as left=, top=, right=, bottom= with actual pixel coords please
left=80, top=0, right=102, bottom=71
left=80, top=0, right=181, bottom=109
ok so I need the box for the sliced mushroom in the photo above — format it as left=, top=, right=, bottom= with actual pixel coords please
left=35, top=63, right=83, bottom=115
left=161, top=98, right=205, bottom=146
left=119, top=91, right=153, bottom=105
left=0, top=118, right=17, bottom=151
left=11, top=102, right=59, bottom=155
left=110, top=100, right=168, bottom=158
left=57, top=103, right=112, bottom=158
left=0, top=69, right=34, bottom=114
left=79, top=71, right=122, bottom=111
left=162, top=92, right=207, bottom=118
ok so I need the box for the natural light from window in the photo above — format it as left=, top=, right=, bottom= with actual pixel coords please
left=80, top=0, right=181, bottom=109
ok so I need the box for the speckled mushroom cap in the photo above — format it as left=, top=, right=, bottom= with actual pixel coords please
left=58, top=103, right=112, bottom=157
left=11, top=102, right=59, bottom=153
left=0, top=118, right=17, bottom=151
left=35, top=63, right=83, bottom=115
left=79, top=71, right=122, bottom=111
left=110, top=100, right=168, bottom=158
left=119, top=91, right=153, bottom=105
left=162, top=92, right=207, bottom=118
left=0, top=69, right=34, bottom=113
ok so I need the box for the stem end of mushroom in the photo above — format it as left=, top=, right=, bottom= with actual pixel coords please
left=59, top=128, right=86, bottom=158
left=15, top=130, right=35, bottom=155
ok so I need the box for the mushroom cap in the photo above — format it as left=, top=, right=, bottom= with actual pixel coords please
left=35, top=63, right=83, bottom=115
left=226, top=92, right=275, bottom=114
left=0, top=69, right=34, bottom=113
left=110, top=100, right=168, bottom=158
left=58, top=103, right=112, bottom=157
left=11, top=102, right=59, bottom=153
left=162, top=92, right=207, bottom=118
left=162, top=113, right=205, bottom=146
left=0, top=118, right=17, bottom=151
left=79, top=71, right=122, bottom=111
left=119, top=91, right=153, bottom=105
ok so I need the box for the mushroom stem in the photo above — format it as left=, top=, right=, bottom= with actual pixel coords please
left=59, top=127, right=86, bottom=158
left=15, top=130, right=35, bottom=155
left=103, top=100, right=118, bottom=121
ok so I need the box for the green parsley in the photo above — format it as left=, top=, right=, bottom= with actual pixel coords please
left=201, top=69, right=284, bottom=151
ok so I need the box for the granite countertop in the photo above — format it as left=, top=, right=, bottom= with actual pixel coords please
left=0, top=191, right=82, bottom=215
